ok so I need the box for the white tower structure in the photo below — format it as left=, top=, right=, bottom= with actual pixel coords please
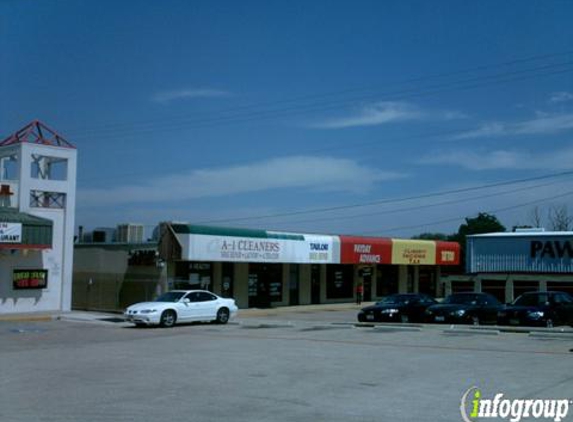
left=0, top=121, right=77, bottom=314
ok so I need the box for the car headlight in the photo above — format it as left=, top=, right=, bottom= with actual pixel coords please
left=381, top=308, right=400, bottom=314
left=139, top=309, right=157, bottom=314
left=452, top=309, right=466, bottom=317
left=425, top=309, right=433, bottom=315
left=527, top=311, right=544, bottom=319
left=497, top=311, right=507, bottom=317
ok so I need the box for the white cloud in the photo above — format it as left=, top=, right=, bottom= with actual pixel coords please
left=418, top=146, right=573, bottom=171
left=78, top=156, right=406, bottom=207
left=549, top=91, right=573, bottom=103
left=452, top=122, right=506, bottom=140
left=514, top=113, right=573, bottom=135
left=310, top=101, right=464, bottom=129
left=452, top=113, right=573, bottom=140
left=153, top=88, right=231, bottom=103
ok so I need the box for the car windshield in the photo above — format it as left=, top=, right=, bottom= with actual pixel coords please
left=442, top=294, right=481, bottom=305
left=513, top=294, right=548, bottom=307
left=154, top=292, right=186, bottom=302
left=377, top=295, right=415, bottom=305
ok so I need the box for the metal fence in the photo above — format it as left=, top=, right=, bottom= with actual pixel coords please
left=72, top=277, right=162, bottom=313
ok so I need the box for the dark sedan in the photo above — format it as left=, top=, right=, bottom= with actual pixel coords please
left=425, top=292, right=502, bottom=325
left=497, top=291, right=573, bottom=328
left=357, top=293, right=437, bottom=323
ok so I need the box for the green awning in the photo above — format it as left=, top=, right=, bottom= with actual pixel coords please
left=0, top=208, right=52, bottom=249
left=170, top=224, right=305, bottom=240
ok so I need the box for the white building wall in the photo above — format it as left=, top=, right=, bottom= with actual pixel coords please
left=0, top=141, right=76, bottom=314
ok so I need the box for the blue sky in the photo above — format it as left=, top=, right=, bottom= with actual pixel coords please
left=2, top=0, right=573, bottom=238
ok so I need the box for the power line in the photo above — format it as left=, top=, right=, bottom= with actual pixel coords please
left=62, top=49, right=573, bottom=135
left=65, top=57, right=573, bottom=140
left=225, top=178, right=573, bottom=228
left=358, top=189, right=573, bottom=236
left=194, top=170, right=573, bottom=225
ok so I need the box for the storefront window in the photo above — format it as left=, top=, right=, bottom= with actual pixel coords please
left=221, top=262, right=234, bottom=298
left=418, top=266, right=436, bottom=296
left=248, top=263, right=282, bottom=307
left=326, top=265, right=353, bottom=299
left=289, top=264, right=299, bottom=306
left=376, top=265, right=399, bottom=297
left=174, top=261, right=213, bottom=290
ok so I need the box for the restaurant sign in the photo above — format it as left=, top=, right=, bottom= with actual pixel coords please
left=0, top=223, right=22, bottom=243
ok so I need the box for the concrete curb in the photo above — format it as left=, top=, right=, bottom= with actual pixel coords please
left=0, top=313, right=55, bottom=323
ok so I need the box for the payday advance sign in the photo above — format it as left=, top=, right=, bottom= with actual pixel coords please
left=184, top=234, right=336, bottom=264
left=0, top=222, right=22, bottom=243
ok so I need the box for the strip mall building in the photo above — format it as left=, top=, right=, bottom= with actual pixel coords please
left=443, top=231, right=573, bottom=303
left=160, top=224, right=460, bottom=309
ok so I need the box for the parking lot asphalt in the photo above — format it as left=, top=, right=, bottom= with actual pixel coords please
left=1, top=305, right=572, bottom=422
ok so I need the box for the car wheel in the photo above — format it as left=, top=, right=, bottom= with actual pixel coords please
left=160, top=310, right=177, bottom=328
left=357, top=314, right=366, bottom=323
left=400, top=314, right=409, bottom=323
left=471, top=316, right=480, bottom=326
left=216, top=307, right=230, bottom=324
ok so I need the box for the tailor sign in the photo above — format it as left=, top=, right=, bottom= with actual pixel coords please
left=0, top=222, right=22, bottom=243
left=180, top=233, right=337, bottom=264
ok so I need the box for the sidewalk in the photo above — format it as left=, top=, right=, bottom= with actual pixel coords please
left=0, top=311, right=55, bottom=323
left=238, top=302, right=368, bottom=317
left=0, top=302, right=368, bottom=323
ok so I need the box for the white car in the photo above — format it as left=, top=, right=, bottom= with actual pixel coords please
left=124, top=290, right=238, bottom=327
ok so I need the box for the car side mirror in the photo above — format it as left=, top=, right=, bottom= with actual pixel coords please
left=183, top=298, right=191, bottom=304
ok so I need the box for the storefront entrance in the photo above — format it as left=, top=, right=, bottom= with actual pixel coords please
left=289, top=264, right=300, bottom=306
left=359, top=267, right=373, bottom=302
left=311, top=264, right=321, bottom=304
left=248, top=263, right=282, bottom=308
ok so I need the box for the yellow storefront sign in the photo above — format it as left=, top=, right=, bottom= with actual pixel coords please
left=391, top=239, right=436, bottom=265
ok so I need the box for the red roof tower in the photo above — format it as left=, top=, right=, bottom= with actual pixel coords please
left=0, top=120, right=75, bottom=148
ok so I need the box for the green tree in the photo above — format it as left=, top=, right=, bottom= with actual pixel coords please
left=451, top=212, right=506, bottom=268
left=458, top=212, right=506, bottom=237
left=411, top=232, right=449, bottom=241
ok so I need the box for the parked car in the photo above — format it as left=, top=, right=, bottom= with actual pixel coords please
left=124, top=290, right=238, bottom=327
left=497, top=291, right=573, bottom=328
left=424, top=292, right=502, bottom=325
left=357, top=293, right=437, bottom=323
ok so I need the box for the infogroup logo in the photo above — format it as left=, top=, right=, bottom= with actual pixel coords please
left=460, top=387, right=572, bottom=422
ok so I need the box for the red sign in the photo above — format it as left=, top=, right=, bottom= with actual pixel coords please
left=340, top=236, right=392, bottom=264
left=435, top=242, right=460, bottom=265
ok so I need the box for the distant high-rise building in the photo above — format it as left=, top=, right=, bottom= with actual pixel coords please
left=116, top=223, right=144, bottom=243
left=92, top=227, right=116, bottom=243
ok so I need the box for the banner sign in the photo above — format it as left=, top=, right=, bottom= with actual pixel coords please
left=340, top=236, right=392, bottom=264
left=178, top=233, right=338, bottom=264
left=13, top=269, right=48, bottom=290
left=468, top=235, right=573, bottom=273
left=0, top=223, right=22, bottom=243
left=436, top=241, right=460, bottom=265
left=391, top=239, right=436, bottom=265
